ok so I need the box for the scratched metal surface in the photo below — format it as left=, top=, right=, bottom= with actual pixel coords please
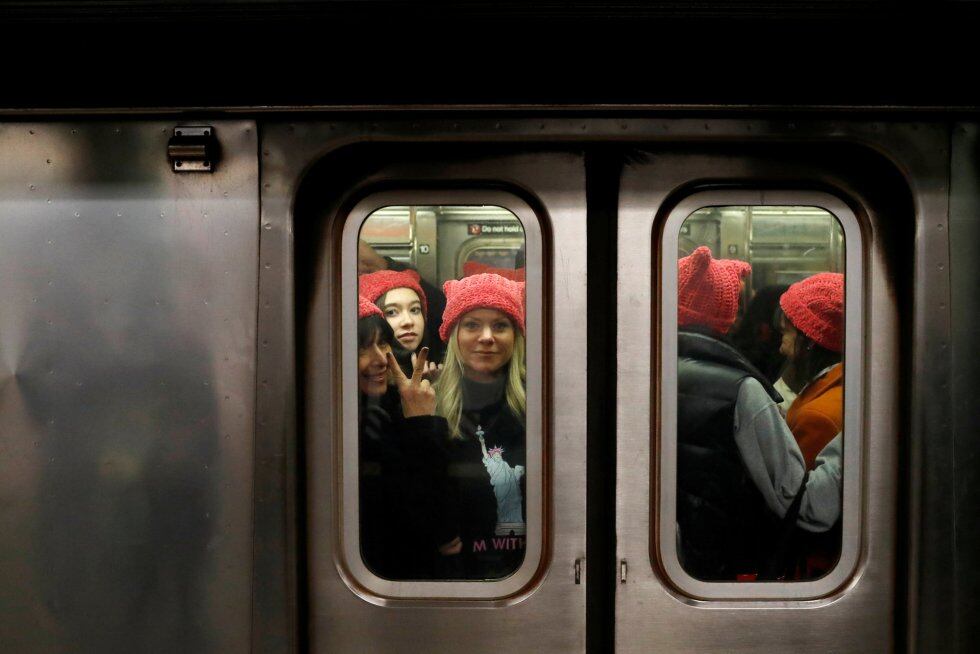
left=0, top=121, right=259, bottom=654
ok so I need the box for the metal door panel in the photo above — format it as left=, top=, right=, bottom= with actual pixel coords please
left=256, top=123, right=587, bottom=652
left=0, top=121, right=259, bottom=654
left=613, top=125, right=940, bottom=652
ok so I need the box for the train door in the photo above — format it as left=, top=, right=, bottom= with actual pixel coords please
left=613, top=123, right=942, bottom=653
left=255, top=131, right=589, bottom=651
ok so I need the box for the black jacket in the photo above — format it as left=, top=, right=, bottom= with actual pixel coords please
left=676, top=329, right=784, bottom=580
left=359, top=389, right=454, bottom=580
left=444, top=382, right=527, bottom=580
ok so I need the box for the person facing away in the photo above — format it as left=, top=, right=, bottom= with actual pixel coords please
left=676, top=246, right=810, bottom=581
left=433, top=272, right=528, bottom=579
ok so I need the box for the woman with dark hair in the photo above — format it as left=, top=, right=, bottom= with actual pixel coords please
left=360, top=268, right=444, bottom=379
left=777, top=273, right=844, bottom=469
left=356, top=296, right=457, bottom=579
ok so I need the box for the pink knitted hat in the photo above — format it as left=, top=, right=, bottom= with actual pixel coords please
left=677, top=246, right=751, bottom=334
left=462, top=260, right=526, bottom=282
left=358, top=294, right=383, bottom=319
left=440, top=273, right=525, bottom=341
left=779, top=272, right=844, bottom=353
left=358, top=269, right=428, bottom=317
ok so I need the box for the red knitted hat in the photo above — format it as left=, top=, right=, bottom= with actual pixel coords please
left=462, top=260, right=526, bottom=282
left=779, top=272, right=844, bottom=353
left=440, top=273, right=525, bottom=341
left=358, top=269, right=428, bottom=317
left=677, top=246, right=751, bottom=334
left=358, top=294, right=383, bottom=319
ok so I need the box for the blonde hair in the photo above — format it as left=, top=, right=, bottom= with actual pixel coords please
left=435, top=324, right=526, bottom=440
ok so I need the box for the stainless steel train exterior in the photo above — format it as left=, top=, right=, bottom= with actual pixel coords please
left=1, top=114, right=976, bottom=653
left=3, top=20, right=980, bottom=644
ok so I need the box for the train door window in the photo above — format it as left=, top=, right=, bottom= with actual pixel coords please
left=341, top=192, right=543, bottom=600
left=660, top=191, right=863, bottom=600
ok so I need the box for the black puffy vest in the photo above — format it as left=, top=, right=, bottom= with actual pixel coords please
left=677, top=330, right=783, bottom=580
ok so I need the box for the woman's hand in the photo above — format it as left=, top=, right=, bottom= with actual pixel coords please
left=387, top=346, right=437, bottom=417
left=438, top=536, right=463, bottom=556
left=411, top=351, right=443, bottom=382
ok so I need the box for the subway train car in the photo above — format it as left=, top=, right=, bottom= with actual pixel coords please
left=2, top=3, right=980, bottom=653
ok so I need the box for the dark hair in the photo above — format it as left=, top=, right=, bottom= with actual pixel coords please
left=357, top=314, right=395, bottom=350
left=731, top=284, right=790, bottom=383
left=777, top=308, right=842, bottom=391
left=376, top=288, right=446, bottom=370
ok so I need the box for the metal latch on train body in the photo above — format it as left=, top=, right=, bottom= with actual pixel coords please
left=168, top=126, right=219, bottom=172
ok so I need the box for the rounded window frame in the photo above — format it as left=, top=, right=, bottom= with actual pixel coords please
left=338, top=189, right=546, bottom=603
left=658, top=189, right=865, bottom=601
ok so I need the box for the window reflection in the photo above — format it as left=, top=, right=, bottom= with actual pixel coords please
left=356, top=205, right=528, bottom=581
left=674, top=206, right=844, bottom=581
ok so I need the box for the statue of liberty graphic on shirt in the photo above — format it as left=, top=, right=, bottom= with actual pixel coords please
left=478, top=431, right=526, bottom=536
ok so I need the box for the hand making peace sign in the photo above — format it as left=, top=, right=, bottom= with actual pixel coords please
left=386, top=346, right=437, bottom=418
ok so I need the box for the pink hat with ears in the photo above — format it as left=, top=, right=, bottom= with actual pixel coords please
left=358, top=294, right=383, bottom=319
left=439, top=273, right=525, bottom=341
left=779, top=272, right=845, bottom=353
left=358, top=269, right=428, bottom=317
left=677, top=246, right=752, bottom=334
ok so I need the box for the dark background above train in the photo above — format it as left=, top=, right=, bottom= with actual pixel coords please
left=3, top=0, right=980, bottom=111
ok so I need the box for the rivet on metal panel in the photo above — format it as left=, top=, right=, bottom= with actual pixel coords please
left=46, top=158, right=51, bottom=164
left=620, top=560, right=628, bottom=583
left=938, top=223, right=944, bottom=230
left=29, top=129, right=35, bottom=135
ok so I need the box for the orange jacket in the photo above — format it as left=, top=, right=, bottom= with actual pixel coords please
left=786, top=364, right=843, bottom=469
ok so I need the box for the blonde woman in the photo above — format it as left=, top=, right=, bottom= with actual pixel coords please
left=434, top=273, right=526, bottom=579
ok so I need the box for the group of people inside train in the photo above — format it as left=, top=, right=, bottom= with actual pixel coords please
left=677, top=245, right=844, bottom=581
left=356, top=241, right=527, bottom=580
left=355, top=237, right=845, bottom=583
